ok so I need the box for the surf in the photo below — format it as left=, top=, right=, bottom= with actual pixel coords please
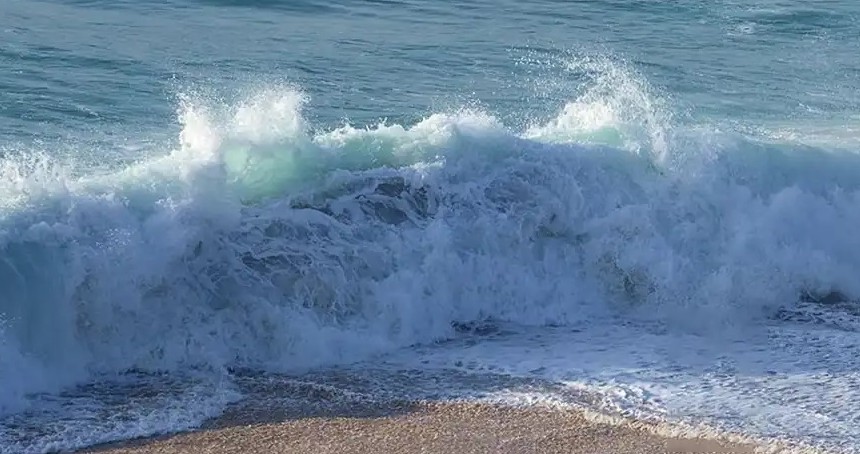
left=2, top=57, right=860, bottom=453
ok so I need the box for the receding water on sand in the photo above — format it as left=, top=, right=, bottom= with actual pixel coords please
left=6, top=317, right=860, bottom=454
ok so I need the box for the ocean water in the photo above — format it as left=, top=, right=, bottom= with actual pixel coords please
left=1, top=0, right=859, bottom=452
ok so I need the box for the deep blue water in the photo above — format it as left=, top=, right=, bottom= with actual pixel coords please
left=3, top=1, right=858, bottom=140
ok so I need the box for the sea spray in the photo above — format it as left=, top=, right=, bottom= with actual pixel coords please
left=2, top=62, right=860, bottom=451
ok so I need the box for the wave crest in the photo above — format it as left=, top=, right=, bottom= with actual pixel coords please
left=2, top=64, right=860, bottom=421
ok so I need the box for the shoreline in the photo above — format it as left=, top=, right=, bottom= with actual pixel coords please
left=79, top=401, right=758, bottom=454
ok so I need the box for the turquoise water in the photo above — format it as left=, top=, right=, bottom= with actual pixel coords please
left=2, top=1, right=860, bottom=453
left=3, top=1, right=858, bottom=139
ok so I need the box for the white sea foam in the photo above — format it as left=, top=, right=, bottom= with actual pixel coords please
left=2, top=58, right=860, bottom=452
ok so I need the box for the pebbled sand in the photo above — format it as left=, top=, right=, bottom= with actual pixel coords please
left=81, top=402, right=757, bottom=454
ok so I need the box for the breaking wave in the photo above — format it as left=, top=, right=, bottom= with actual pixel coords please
left=2, top=58, right=860, bottom=424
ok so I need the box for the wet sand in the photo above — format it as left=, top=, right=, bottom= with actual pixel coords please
left=81, top=402, right=757, bottom=454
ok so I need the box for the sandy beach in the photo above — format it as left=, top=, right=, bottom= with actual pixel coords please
left=80, top=402, right=756, bottom=454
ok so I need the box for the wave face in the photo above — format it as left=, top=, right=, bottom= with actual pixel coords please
left=2, top=59, right=860, bottom=423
